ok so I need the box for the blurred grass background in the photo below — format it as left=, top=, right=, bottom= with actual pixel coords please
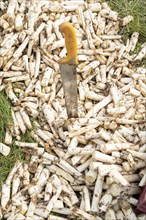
left=0, top=0, right=146, bottom=187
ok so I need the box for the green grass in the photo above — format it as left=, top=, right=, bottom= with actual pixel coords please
left=21, top=130, right=35, bottom=142
left=0, top=91, right=12, bottom=142
left=0, top=130, right=35, bottom=188
left=105, top=0, right=146, bottom=66
left=0, top=91, right=35, bottom=188
left=106, top=0, right=146, bottom=41
left=0, top=92, right=24, bottom=187
left=0, top=143, right=25, bottom=187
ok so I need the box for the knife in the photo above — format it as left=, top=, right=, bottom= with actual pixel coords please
left=57, top=22, right=78, bottom=118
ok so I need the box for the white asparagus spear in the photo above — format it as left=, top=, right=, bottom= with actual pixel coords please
left=80, top=192, right=85, bottom=210
left=1, top=183, right=11, bottom=209
left=14, top=111, right=26, bottom=134
left=34, top=49, right=41, bottom=78
left=37, top=168, right=50, bottom=187
left=91, top=175, right=104, bottom=212
left=15, top=141, right=38, bottom=148
left=134, top=46, right=146, bottom=61
left=20, top=108, right=32, bottom=129
left=119, top=200, right=137, bottom=220
left=99, top=194, right=113, bottom=212
left=46, top=185, right=63, bottom=214
left=48, top=165, right=74, bottom=183
left=49, top=216, right=67, bottom=220
left=26, top=195, right=37, bottom=219
left=77, top=157, right=92, bottom=173
left=127, top=153, right=136, bottom=168
left=128, top=197, right=138, bottom=206
left=86, top=91, right=105, bottom=102
left=41, top=67, right=53, bottom=86
left=107, top=106, right=126, bottom=115
left=139, top=174, right=146, bottom=187
left=44, top=182, right=53, bottom=202
left=98, top=128, right=111, bottom=141
left=23, top=55, right=29, bottom=73
left=105, top=209, right=117, bottom=220
left=98, top=164, right=111, bottom=177
left=34, top=207, right=49, bottom=218
left=72, top=208, right=102, bottom=220
left=60, top=177, right=79, bottom=205
left=58, top=159, right=82, bottom=177
left=5, top=82, right=19, bottom=105
left=0, top=142, right=10, bottom=156
left=68, top=145, right=94, bottom=156
left=109, top=170, right=130, bottom=186
left=31, top=22, right=46, bottom=40
left=13, top=36, right=29, bottom=58
left=0, top=85, right=5, bottom=92
left=126, top=149, right=146, bottom=160
left=4, top=129, right=12, bottom=145
left=86, top=168, right=97, bottom=185
left=93, top=151, right=116, bottom=164
left=15, top=14, right=23, bottom=31
left=5, top=161, right=22, bottom=186
left=12, top=173, right=21, bottom=196
left=36, top=129, right=52, bottom=143
left=35, top=79, right=42, bottom=97
left=137, top=214, right=146, bottom=220
left=129, top=32, right=139, bottom=51
left=23, top=163, right=30, bottom=186
left=123, top=174, right=141, bottom=183
left=69, top=122, right=101, bottom=138
left=4, top=74, right=30, bottom=83
left=0, top=18, right=9, bottom=29
left=130, top=87, right=141, bottom=96
left=3, top=57, right=19, bottom=72
left=71, top=154, right=83, bottom=166
left=101, top=143, right=135, bottom=153
left=83, top=186, right=91, bottom=212
left=120, top=15, right=133, bottom=26
left=123, top=160, right=146, bottom=172
left=86, top=95, right=112, bottom=118
left=43, top=103, right=56, bottom=126
left=42, top=152, right=57, bottom=163
left=30, top=131, right=45, bottom=147
left=116, top=210, right=125, bottom=220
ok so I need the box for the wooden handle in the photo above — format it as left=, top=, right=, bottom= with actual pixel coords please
left=58, top=22, right=78, bottom=65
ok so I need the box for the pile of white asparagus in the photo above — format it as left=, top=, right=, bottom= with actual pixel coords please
left=0, top=0, right=146, bottom=219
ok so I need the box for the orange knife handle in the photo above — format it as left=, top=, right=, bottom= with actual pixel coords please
left=58, top=22, right=78, bottom=65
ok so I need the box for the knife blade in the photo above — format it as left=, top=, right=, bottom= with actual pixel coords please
left=57, top=22, right=78, bottom=118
